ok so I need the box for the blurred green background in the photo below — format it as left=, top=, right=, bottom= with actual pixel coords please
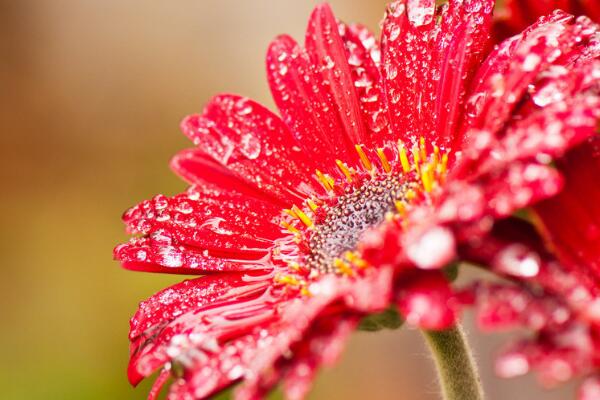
left=0, top=1, right=577, bottom=399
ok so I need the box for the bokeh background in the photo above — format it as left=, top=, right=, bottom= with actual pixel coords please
left=0, top=1, right=578, bottom=399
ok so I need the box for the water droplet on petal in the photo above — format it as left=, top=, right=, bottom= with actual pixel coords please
left=388, top=22, right=401, bottom=41
left=493, top=244, right=540, bottom=278
left=406, top=226, right=456, bottom=269
left=239, top=133, right=261, bottom=160
left=407, top=0, right=434, bottom=27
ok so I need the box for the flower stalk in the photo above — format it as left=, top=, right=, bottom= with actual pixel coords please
left=423, top=325, right=484, bottom=400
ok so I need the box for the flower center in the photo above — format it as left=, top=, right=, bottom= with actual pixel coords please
left=305, top=175, right=410, bottom=273
left=276, top=140, right=448, bottom=283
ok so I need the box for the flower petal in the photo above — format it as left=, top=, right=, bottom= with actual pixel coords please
left=170, top=150, right=283, bottom=206
left=339, top=23, right=392, bottom=146
left=114, top=237, right=271, bottom=274
left=284, top=319, right=356, bottom=397
left=266, top=34, right=353, bottom=167
left=457, top=218, right=600, bottom=323
left=381, top=0, right=494, bottom=149
left=535, top=137, right=600, bottom=284
left=127, top=272, right=272, bottom=385
left=148, top=369, right=171, bottom=400
left=435, top=0, right=495, bottom=150
left=440, top=161, right=564, bottom=221
left=464, top=11, right=599, bottom=152
left=145, top=269, right=392, bottom=399
left=464, top=282, right=572, bottom=332
left=180, top=95, right=325, bottom=204
left=122, top=186, right=281, bottom=251
left=396, top=271, right=458, bottom=330
left=380, top=0, right=436, bottom=146
left=495, top=326, right=595, bottom=387
left=304, top=4, right=370, bottom=150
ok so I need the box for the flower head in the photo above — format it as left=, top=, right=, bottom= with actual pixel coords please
left=115, top=1, right=600, bottom=399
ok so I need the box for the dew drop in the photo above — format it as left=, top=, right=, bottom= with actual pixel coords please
left=407, top=0, right=434, bottom=27
left=239, top=133, right=261, bottom=160
left=522, top=53, right=541, bottom=72
left=388, top=23, right=401, bottom=41
left=158, top=246, right=183, bottom=268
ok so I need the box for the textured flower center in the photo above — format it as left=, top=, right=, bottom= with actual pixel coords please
left=275, top=140, right=448, bottom=286
left=305, top=175, right=409, bottom=273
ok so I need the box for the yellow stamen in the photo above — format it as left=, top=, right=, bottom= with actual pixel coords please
left=283, top=208, right=298, bottom=218
left=280, top=220, right=299, bottom=234
left=275, top=274, right=301, bottom=286
left=355, top=144, right=373, bottom=172
left=398, top=141, right=411, bottom=173
left=344, top=251, right=368, bottom=269
left=292, top=205, right=313, bottom=227
left=288, top=261, right=302, bottom=271
left=421, top=164, right=433, bottom=193
left=441, top=153, right=449, bottom=175
left=433, top=145, right=440, bottom=170
left=333, top=257, right=354, bottom=276
left=315, top=169, right=334, bottom=191
left=406, top=188, right=416, bottom=201
left=325, top=174, right=335, bottom=188
left=412, top=146, right=421, bottom=174
left=394, top=200, right=406, bottom=215
left=306, top=198, right=318, bottom=212
left=301, top=287, right=313, bottom=296
left=376, top=148, right=392, bottom=173
left=419, top=136, right=427, bottom=160
left=336, top=159, right=353, bottom=182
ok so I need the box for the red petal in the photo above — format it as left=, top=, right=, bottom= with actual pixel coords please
left=380, top=0, right=494, bottom=149
left=281, top=318, right=357, bottom=400
left=465, top=282, right=573, bottom=332
left=148, top=369, right=170, bottom=400
left=464, top=12, right=599, bottom=153
left=129, top=278, right=276, bottom=387
left=380, top=0, right=436, bottom=146
left=121, top=187, right=281, bottom=255
left=535, top=137, right=600, bottom=284
left=495, top=326, right=596, bottom=387
left=494, top=0, right=600, bottom=40
left=496, top=92, right=600, bottom=163
left=305, top=4, right=369, bottom=148
left=435, top=0, right=494, bottom=150
left=170, top=150, right=283, bottom=206
left=127, top=272, right=272, bottom=384
left=339, top=23, right=392, bottom=146
left=181, top=95, right=324, bottom=204
left=397, top=271, right=458, bottom=330
left=468, top=13, right=576, bottom=136
left=114, top=237, right=271, bottom=274
left=457, top=218, right=600, bottom=323
left=581, top=0, right=600, bottom=22
left=483, top=163, right=563, bottom=216
left=266, top=34, right=353, bottom=167
left=153, top=269, right=392, bottom=399
left=440, top=161, right=563, bottom=222
left=164, top=282, right=333, bottom=399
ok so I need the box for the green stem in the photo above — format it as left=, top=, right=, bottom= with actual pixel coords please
left=422, top=325, right=484, bottom=400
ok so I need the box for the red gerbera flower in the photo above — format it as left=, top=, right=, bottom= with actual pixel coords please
left=115, top=1, right=600, bottom=399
